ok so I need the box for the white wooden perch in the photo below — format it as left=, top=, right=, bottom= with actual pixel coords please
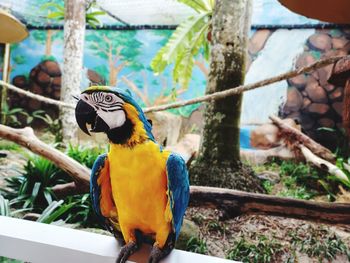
left=0, top=216, right=239, bottom=263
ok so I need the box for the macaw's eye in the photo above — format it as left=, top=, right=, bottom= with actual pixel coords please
left=105, top=95, right=113, bottom=103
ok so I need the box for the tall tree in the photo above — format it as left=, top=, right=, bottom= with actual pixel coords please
left=86, top=31, right=143, bottom=86
left=60, top=0, right=86, bottom=142
left=31, top=30, right=63, bottom=58
left=190, top=0, right=263, bottom=192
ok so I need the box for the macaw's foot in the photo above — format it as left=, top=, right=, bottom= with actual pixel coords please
left=148, top=245, right=164, bottom=263
left=116, top=241, right=139, bottom=263
left=148, top=234, right=175, bottom=263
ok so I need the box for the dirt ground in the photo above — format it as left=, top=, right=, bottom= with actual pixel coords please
left=186, top=207, right=350, bottom=262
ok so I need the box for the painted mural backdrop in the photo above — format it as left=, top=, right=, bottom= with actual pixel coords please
left=5, top=0, right=350, bottom=149
left=9, top=29, right=206, bottom=118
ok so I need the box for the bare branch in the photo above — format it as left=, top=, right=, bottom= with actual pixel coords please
left=0, top=80, right=75, bottom=109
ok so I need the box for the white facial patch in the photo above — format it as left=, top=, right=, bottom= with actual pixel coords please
left=80, top=92, right=127, bottom=129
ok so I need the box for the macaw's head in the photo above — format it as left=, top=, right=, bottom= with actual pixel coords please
left=75, top=86, right=154, bottom=146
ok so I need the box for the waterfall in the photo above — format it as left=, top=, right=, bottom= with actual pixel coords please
left=241, top=29, right=315, bottom=125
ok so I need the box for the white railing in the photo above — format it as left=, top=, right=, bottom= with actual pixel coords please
left=0, top=216, right=239, bottom=263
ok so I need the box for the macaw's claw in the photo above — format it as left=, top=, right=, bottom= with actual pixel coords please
left=116, top=241, right=139, bottom=263
left=148, top=245, right=162, bottom=263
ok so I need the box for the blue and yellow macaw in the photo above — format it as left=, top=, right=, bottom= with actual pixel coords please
left=75, top=86, right=190, bottom=263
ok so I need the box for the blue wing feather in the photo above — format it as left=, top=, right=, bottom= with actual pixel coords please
left=166, top=153, right=190, bottom=240
left=90, top=153, right=108, bottom=221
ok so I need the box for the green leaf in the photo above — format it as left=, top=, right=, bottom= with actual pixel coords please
left=86, top=11, right=106, bottom=17
left=40, top=3, right=64, bottom=12
left=43, top=189, right=53, bottom=205
left=178, top=0, right=211, bottom=12
left=150, top=12, right=210, bottom=74
left=47, top=12, right=64, bottom=20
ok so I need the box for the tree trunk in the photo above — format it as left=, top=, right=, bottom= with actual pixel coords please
left=45, top=29, right=53, bottom=57
left=60, top=0, right=86, bottom=142
left=190, top=0, right=264, bottom=192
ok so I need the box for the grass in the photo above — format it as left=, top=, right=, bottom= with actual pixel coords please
left=290, top=227, right=350, bottom=263
left=227, top=235, right=285, bottom=263
left=186, top=237, right=208, bottom=255
left=256, top=160, right=336, bottom=200
left=0, top=141, right=21, bottom=151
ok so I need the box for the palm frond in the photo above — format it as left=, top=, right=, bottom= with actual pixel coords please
left=178, top=0, right=212, bottom=12
left=151, top=13, right=209, bottom=74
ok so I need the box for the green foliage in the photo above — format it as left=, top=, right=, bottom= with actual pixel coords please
left=290, top=227, right=350, bottom=262
left=227, top=236, right=284, bottom=263
left=0, top=257, right=23, bottom=263
left=1, top=145, right=106, bottom=226
left=13, top=55, right=26, bottom=65
left=186, top=237, right=208, bottom=255
left=86, top=31, right=144, bottom=73
left=1, top=103, right=34, bottom=127
left=66, top=144, right=107, bottom=168
left=37, top=200, right=75, bottom=224
left=0, top=193, right=10, bottom=216
left=62, top=194, right=100, bottom=227
left=4, top=154, right=68, bottom=210
left=150, top=0, right=213, bottom=88
left=0, top=141, right=20, bottom=151
left=33, top=111, right=62, bottom=143
left=0, top=193, right=30, bottom=217
left=335, top=158, right=350, bottom=188
left=262, top=180, right=273, bottom=194
left=41, top=2, right=105, bottom=28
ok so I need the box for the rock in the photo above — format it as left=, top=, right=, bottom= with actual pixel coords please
left=302, top=97, right=311, bottom=109
left=332, top=102, right=343, bottom=116
left=248, top=29, right=271, bottom=54
left=316, top=64, right=333, bottom=86
left=41, top=60, right=61, bottom=77
left=329, top=87, right=343, bottom=101
left=283, top=87, right=303, bottom=113
left=175, top=219, right=200, bottom=250
left=30, top=83, right=43, bottom=95
left=295, top=52, right=316, bottom=68
left=307, top=103, right=330, bottom=115
left=28, top=99, right=42, bottom=110
left=37, top=70, right=51, bottom=85
left=308, top=33, right=332, bottom=51
left=324, top=84, right=335, bottom=92
left=12, top=75, right=28, bottom=89
left=257, top=171, right=280, bottom=183
left=318, top=118, right=335, bottom=128
left=301, top=115, right=315, bottom=130
left=182, top=105, right=205, bottom=134
left=332, top=37, right=349, bottom=49
left=146, top=112, right=182, bottom=146
left=87, top=69, right=106, bottom=86
left=52, top=76, right=61, bottom=86
left=287, top=74, right=307, bottom=89
left=166, top=134, right=200, bottom=164
left=241, top=146, right=295, bottom=165
left=305, top=82, right=328, bottom=103
left=250, top=119, right=299, bottom=149
left=250, top=123, right=279, bottom=149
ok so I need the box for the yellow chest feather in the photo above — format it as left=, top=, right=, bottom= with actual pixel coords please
left=108, top=141, right=172, bottom=235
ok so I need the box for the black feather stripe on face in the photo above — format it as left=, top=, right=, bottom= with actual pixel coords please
left=106, top=118, right=134, bottom=145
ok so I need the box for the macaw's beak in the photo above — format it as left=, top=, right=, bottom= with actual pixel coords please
left=75, top=100, right=109, bottom=135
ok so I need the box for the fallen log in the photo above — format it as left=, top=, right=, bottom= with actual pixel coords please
left=1, top=125, right=350, bottom=224
left=269, top=115, right=336, bottom=163
left=190, top=186, right=350, bottom=224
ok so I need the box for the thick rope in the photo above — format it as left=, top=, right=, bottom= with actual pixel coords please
left=1, top=55, right=347, bottom=112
